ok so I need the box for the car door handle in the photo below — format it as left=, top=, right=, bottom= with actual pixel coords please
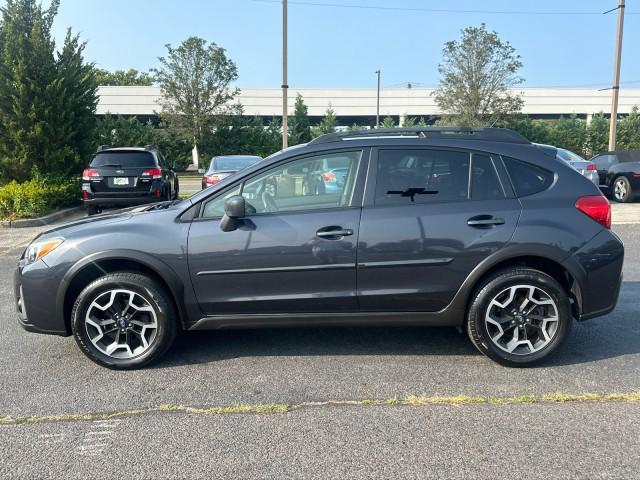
left=316, top=227, right=353, bottom=239
left=467, top=216, right=505, bottom=227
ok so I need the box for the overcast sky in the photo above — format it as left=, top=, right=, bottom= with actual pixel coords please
left=26, top=0, right=640, bottom=89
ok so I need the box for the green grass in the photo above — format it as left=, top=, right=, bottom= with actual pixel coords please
left=2, top=391, right=638, bottom=426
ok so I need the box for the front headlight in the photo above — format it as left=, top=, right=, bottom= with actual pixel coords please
left=25, top=237, right=64, bottom=264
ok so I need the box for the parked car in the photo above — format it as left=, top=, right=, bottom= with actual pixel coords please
left=301, top=155, right=350, bottom=195
left=16, top=127, right=623, bottom=369
left=82, top=146, right=179, bottom=215
left=535, top=144, right=598, bottom=186
left=202, top=155, right=261, bottom=189
left=590, top=150, right=640, bottom=203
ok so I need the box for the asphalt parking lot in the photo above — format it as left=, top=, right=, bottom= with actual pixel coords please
left=1, top=208, right=639, bottom=479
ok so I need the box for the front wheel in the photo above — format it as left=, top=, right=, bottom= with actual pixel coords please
left=71, top=272, right=178, bottom=369
left=466, top=268, right=572, bottom=367
left=612, top=176, right=633, bottom=203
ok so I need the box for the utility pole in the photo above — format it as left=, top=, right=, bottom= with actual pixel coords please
left=282, top=0, right=288, bottom=149
left=608, top=0, right=625, bottom=151
left=375, top=69, right=381, bottom=128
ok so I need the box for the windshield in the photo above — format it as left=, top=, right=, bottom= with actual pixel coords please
left=90, top=151, right=156, bottom=168
left=210, top=156, right=260, bottom=172
left=556, top=148, right=586, bottom=163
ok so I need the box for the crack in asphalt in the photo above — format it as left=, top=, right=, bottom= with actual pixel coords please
left=2, top=390, right=639, bottom=426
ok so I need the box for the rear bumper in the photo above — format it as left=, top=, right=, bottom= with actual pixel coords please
left=569, top=229, right=624, bottom=321
left=83, top=195, right=159, bottom=208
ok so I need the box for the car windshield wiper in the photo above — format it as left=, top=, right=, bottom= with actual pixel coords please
left=97, top=163, right=122, bottom=167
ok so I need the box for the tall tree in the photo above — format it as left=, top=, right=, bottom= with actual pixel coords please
left=434, top=24, right=524, bottom=127
left=312, top=106, right=337, bottom=137
left=288, top=94, right=311, bottom=145
left=94, top=68, right=153, bottom=86
left=0, top=0, right=97, bottom=181
left=586, top=113, right=610, bottom=156
left=152, top=36, right=238, bottom=165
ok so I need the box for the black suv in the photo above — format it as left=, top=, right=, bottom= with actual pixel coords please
left=82, top=146, right=179, bottom=215
left=15, top=128, right=623, bottom=369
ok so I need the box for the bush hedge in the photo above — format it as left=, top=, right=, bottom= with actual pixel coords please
left=0, top=176, right=80, bottom=220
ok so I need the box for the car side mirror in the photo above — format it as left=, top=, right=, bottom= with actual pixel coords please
left=219, top=195, right=246, bottom=232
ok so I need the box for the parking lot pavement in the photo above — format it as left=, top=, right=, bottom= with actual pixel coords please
left=1, top=218, right=639, bottom=478
left=2, top=402, right=639, bottom=479
left=178, top=176, right=202, bottom=195
left=611, top=202, right=640, bottom=224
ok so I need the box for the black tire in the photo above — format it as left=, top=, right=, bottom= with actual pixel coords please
left=612, top=176, right=634, bottom=203
left=71, top=272, right=178, bottom=370
left=466, top=268, right=572, bottom=367
left=87, top=205, right=100, bottom=216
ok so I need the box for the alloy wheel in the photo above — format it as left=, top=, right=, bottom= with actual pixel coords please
left=84, top=289, right=158, bottom=359
left=614, top=179, right=627, bottom=201
left=484, top=284, right=559, bottom=355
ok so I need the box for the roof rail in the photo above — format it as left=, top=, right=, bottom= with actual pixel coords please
left=97, top=145, right=110, bottom=152
left=144, top=144, right=157, bottom=151
left=308, top=127, right=530, bottom=145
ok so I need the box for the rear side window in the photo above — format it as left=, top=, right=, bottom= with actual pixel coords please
left=90, top=151, right=156, bottom=168
left=211, top=157, right=259, bottom=172
left=504, top=157, right=553, bottom=197
left=375, top=149, right=470, bottom=205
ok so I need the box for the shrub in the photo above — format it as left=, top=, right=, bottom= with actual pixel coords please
left=0, top=176, right=80, bottom=220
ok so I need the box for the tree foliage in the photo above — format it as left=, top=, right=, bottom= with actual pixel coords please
left=288, top=94, right=311, bottom=145
left=94, top=114, right=193, bottom=169
left=0, top=0, right=97, bottom=182
left=380, top=116, right=396, bottom=128
left=152, top=36, right=239, bottom=161
left=94, top=68, right=153, bottom=86
left=434, top=24, right=524, bottom=127
left=618, top=106, right=640, bottom=150
left=311, top=106, right=337, bottom=137
left=585, top=113, right=609, bottom=156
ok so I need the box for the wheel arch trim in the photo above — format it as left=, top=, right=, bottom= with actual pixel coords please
left=56, top=250, right=188, bottom=333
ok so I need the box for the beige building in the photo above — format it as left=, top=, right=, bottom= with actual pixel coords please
left=97, top=86, right=640, bottom=125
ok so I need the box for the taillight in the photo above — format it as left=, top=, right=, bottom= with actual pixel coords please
left=575, top=195, right=611, bottom=229
left=81, top=190, right=89, bottom=200
left=205, top=173, right=232, bottom=185
left=322, top=171, right=336, bottom=182
left=586, top=164, right=597, bottom=171
left=82, top=169, right=101, bottom=181
left=142, top=168, right=163, bottom=179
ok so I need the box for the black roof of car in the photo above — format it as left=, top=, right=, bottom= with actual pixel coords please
left=595, top=150, right=640, bottom=162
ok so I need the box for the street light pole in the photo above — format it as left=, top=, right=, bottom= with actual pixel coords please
left=608, top=0, right=625, bottom=151
left=375, top=69, right=381, bottom=128
left=282, top=0, right=288, bottom=149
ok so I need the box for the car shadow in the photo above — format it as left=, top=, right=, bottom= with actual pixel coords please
left=153, top=281, right=640, bottom=369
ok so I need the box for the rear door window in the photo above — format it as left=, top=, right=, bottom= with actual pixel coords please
left=90, top=151, right=156, bottom=168
left=592, top=154, right=617, bottom=170
left=503, top=157, right=554, bottom=197
left=374, top=149, right=470, bottom=205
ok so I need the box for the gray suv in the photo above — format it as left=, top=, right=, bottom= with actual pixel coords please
left=14, top=127, right=624, bottom=369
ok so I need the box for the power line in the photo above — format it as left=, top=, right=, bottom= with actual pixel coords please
left=250, top=0, right=639, bottom=16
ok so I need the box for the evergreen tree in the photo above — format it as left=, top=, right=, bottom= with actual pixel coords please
left=94, top=68, right=153, bottom=86
left=402, top=116, right=416, bottom=127
left=0, top=0, right=97, bottom=181
left=549, top=115, right=587, bottom=156
left=311, top=106, right=337, bottom=137
left=618, top=106, right=640, bottom=150
left=586, top=113, right=609, bottom=156
left=288, top=94, right=311, bottom=145
left=380, top=116, right=396, bottom=128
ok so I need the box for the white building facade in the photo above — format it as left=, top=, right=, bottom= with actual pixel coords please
left=97, top=86, right=640, bottom=124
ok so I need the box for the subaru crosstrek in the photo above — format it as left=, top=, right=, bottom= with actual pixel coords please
left=15, top=127, right=624, bottom=369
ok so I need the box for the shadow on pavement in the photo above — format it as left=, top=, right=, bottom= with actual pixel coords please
left=154, top=281, right=640, bottom=369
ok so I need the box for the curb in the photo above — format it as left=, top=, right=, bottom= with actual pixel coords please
left=0, top=206, right=84, bottom=229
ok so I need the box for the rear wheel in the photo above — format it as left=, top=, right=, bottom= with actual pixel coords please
left=71, top=272, right=178, bottom=369
left=612, top=176, right=633, bottom=203
left=467, top=268, right=572, bottom=367
left=86, top=205, right=101, bottom=216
